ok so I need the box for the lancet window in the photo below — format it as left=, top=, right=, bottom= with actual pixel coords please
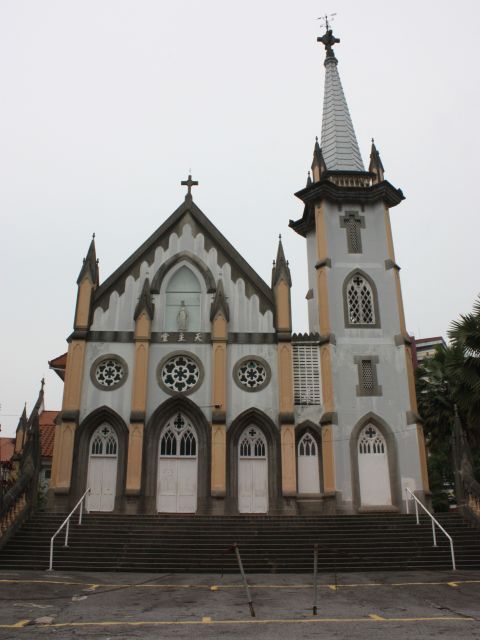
left=345, top=273, right=377, bottom=326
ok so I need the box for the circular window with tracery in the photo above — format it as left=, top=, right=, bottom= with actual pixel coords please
left=91, top=355, right=128, bottom=390
left=157, top=352, right=203, bottom=396
left=233, top=356, right=271, bottom=392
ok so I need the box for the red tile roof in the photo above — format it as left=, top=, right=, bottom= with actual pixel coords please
left=39, top=411, right=59, bottom=458
left=0, top=437, right=15, bottom=463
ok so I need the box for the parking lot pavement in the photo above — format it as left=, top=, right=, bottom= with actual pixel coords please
left=0, top=570, right=479, bottom=639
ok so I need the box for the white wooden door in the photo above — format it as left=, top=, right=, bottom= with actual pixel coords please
left=157, top=414, right=198, bottom=513
left=238, top=426, right=268, bottom=513
left=358, top=425, right=391, bottom=506
left=86, top=423, right=118, bottom=512
left=297, top=432, right=321, bottom=494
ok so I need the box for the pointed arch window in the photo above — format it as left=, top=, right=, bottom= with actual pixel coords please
left=239, top=426, right=266, bottom=459
left=90, top=423, right=118, bottom=457
left=159, top=413, right=197, bottom=458
left=358, top=425, right=386, bottom=455
left=344, top=272, right=380, bottom=328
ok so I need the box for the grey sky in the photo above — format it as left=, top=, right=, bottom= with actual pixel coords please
left=1, top=0, right=479, bottom=435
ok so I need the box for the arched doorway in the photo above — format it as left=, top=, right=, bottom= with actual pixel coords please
left=238, top=426, right=268, bottom=513
left=358, top=424, right=391, bottom=506
left=86, top=423, right=118, bottom=512
left=297, top=431, right=321, bottom=495
left=157, top=413, right=198, bottom=513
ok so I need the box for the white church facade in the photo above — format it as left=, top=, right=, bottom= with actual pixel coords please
left=48, top=28, right=429, bottom=515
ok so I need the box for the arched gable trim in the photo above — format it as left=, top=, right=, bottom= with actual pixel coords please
left=143, top=396, right=211, bottom=509
left=350, top=412, right=401, bottom=511
left=151, top=251, right=216, bottom=294
left=71, top=407, right=129, bottom=509
left=227, top=408, right=281, bottom=508
left=343, top=268, right=381, bottom=328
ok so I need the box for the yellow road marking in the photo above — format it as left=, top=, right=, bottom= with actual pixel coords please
left=0, top=578, right=479, bottom=591
left=0, top=620, right=30, bottom=629
left=202, top=616, right=212, bottom=623
left=0, top=615, right=474, bottom=629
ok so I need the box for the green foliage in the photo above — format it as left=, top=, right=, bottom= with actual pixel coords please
left=415, top=295, right=480, bottom=510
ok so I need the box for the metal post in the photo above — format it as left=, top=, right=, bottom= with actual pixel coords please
left=313, top=543, right=318, bottom=615
left=450, top=541, right=456, bottom=571
left=79, top=498, right=83, bottom=526
left=64, top=518, right=70, bottom=547
left=48, top=538, right=54, bottom=571
left=431, top=519, right=437, bottom=547
left=405, top=488, right=410, bottom=514
left=233, top=543, right=255, bottom=617
left=414, top=498, right=419, bottom=525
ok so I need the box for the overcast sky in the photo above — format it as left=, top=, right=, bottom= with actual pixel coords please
left=1, top=0, right=479, bottom=435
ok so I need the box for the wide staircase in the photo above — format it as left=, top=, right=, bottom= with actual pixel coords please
left=0, top=512, right=479, bottom=573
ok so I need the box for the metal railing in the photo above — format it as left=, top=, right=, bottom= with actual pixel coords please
left=48, top=488, right=90, bottom=571
left=405, top=487, right=456, bottom=570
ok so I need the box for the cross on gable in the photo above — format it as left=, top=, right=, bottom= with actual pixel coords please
left=365, top=426, right=377, bottom=439
left=181, top=174, right=198, bottom=197
left=353, top=276, right=364, bottom=287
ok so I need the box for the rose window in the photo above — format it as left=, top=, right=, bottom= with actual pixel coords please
left=160, top=354, right=200, bottom=393
left=237, top=360, right=267, bottom=389
left=95, top=358, right=125, bottom=388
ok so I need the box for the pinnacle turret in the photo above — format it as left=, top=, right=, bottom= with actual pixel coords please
left=369, top=139, right=385, bottom=184
left=272, top=235, right=292, bottom=288
left=77, top=235, right=99, bottom=286
left=134, top=278, right=154, bottom=321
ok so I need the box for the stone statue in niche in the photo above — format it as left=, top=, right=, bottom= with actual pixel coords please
left=176, top=300, right=189, bottom=331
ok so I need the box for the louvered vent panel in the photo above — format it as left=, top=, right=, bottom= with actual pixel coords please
left=293, top=345, right=321, bottom=405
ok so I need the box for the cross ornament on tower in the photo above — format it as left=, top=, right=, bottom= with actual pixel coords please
left=181, top=173, right=198, bottom=198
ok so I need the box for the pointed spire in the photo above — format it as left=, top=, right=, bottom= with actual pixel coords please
left=134, top=278, right=154, bottom=321
left=311, top=137, right=327, bottom=182
left=318, top=29, right=365, bottom=172
left=272, top=235, right=292, bottom=288
left=77, top=235, right=99, bottom=286
left=210, top=279, right=230, bottom=322
left=306, top=171, right=312, bottom=187
left=369, top=139, right=385, bottom=184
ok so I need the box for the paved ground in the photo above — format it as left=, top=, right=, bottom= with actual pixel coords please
left=0, top=569, right=479, bottom=639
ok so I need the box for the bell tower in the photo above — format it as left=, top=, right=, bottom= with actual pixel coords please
left=289, top=26, right=429, bottom=512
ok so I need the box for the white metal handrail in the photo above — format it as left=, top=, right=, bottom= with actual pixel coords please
left=48, top=488, right=90, bottom=571
left=405, top=487, right=456, bottom=570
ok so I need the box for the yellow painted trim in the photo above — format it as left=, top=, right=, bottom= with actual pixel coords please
left=384, top=206, right=407, bottom=335
left=212, top=343, right=227, bottom=411
left=75, top=277, right=93, bottom=330
left=280, top=424, right=296, bottom=495
left=274, top=280, right=291, bottom=333
left=126, top=422, right=144, bottom=493
left=50, top=421, right=76, bottom=490
left=211, top=424, right=226, bottom=495
left=131, top=341, right=150, bottom=415
left=404, top=346, right=418, bottom=414
left=62, top=340, right=86, bottom=413
left=320, top=345, right=334, bottom=413
left=321, top=425, right=336, bottom=494
left=211, top=314, right=228, bottom=341
left=277, top=343, right=294, bottom=413
left=14, top=429, right=24, bottom=454
left=416, top=424, right=430, bottom=493
left=134, top=311, right=151, bottom=341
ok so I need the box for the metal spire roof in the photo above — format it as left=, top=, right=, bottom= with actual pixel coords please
left=318, top=30, right=365, bottom=172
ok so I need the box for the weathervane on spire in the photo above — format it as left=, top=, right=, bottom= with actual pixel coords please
left=317, top=13, right=340, bottom=57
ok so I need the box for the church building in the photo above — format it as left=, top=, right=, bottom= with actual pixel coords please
left=48, top=28, right=429, bottom=515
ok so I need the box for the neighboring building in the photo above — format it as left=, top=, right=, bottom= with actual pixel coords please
left=38, top=411, right=57, bottom=497
left=411, top=336, right=447, bottom=368
left=47, top=27, right=429, bottom=515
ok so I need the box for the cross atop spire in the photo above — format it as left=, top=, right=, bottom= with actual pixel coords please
left=181, top=174, right=198, bottom=199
